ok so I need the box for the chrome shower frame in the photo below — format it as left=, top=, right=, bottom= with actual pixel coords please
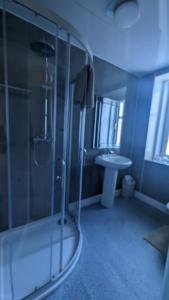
left=1, top=0, right=93, bottom=299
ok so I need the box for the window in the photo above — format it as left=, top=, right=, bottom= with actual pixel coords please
left=93, top=97, right=125, bottom=149
left=145, top=73, right=169, bottom=164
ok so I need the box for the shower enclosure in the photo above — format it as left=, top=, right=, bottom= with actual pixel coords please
left=0, top=0, right=93, bottom=299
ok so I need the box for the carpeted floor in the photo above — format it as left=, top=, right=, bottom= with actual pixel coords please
left=46, top=197, right=168, bottom=300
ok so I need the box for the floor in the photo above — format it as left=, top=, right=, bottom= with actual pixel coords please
left=46, top=197, right=168, bottom=300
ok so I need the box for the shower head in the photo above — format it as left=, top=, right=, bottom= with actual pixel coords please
left=30, top=40, right=55, bottom=58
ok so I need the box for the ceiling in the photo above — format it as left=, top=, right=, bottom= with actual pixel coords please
left=20, top=0, right=169, bottom=75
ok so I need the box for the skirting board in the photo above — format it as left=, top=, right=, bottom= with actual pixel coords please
left=69, top=189, right=169, bottom=215
left=135, top=191, right=169, bottom=215
left=69, top=189, right=121, bottom=211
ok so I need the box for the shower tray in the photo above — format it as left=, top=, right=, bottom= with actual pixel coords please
left=0, top=213, right=80, bottom=300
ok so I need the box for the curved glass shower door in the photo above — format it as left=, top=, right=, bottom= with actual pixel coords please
left=0, top=8, right=60, bottom=300
left=0, top=3, right=80, bottom=299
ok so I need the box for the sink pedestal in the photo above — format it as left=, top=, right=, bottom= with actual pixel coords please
left=101, top=168, right=118, bottom=208
left=95, top=153, right=132, bottom=208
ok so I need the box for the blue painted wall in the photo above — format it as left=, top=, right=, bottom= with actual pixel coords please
left=120, top=70, right=169, bottom=204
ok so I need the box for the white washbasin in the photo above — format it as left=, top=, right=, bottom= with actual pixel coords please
left=95, top=154, right=132, bottom=170
left=95, top=153, right=132, bottom=208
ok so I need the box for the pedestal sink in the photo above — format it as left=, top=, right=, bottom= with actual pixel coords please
left=95, top=154, right=132, bottom=208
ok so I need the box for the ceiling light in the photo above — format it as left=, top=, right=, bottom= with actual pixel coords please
left=107, top=0, right=140, bottom=29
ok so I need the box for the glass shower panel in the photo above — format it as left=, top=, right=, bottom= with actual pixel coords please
left=2, top=10, right=59, bottom=299
left=68, top=43, right=85, bottom=213
left=55, top=32, right=85, bottom=272
left=67, top=42, right=86, bottom=228
left=0, top=9, right=8, bottom=233
left=1, top=6, right=15, bottom=300
left=57, top=31, right=77, bottom=272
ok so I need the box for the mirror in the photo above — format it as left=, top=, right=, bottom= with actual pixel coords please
left=90, top=56, right=128, bottom=150
left=84, top=56, right=129, bottom=151
left=93, top=96, right=125, bottom=149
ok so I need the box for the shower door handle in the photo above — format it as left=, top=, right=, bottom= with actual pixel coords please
left=83, top=148, right=87, bottom=154
left=56, top=175, right=62, bottom=182
left=61, top=159, right=66, bottom=190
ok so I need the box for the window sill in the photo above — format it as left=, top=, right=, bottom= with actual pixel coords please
left=145, top=158, right=169, bottom=167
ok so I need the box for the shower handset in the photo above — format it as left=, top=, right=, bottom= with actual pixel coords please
left=30, top=39, right=55, bottom=167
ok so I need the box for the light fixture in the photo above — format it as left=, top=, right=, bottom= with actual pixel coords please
left=106, top=0, right=140, bottom=29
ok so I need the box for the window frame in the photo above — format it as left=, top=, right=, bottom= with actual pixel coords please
left=160, top=85, right=169, bottom=159
left=145, top=75, right=169, bottom=165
